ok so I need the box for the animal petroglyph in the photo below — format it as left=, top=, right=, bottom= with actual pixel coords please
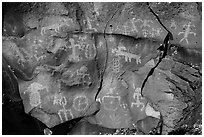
left=112, top=44, right=141, bottom=64
left=178, top=22, right=196, bottom=45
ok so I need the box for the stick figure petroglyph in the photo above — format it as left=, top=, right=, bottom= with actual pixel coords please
left=56, top=95, right=74, bottom=123
left=53, top=93, right=67, bottom=106
left=68, top=38, right=81, bottom=62
left=178, top=22, right=196, bottom=45
left=27, top=82, right=48, bottom=108
left=131, top=84, right=145, bottom=111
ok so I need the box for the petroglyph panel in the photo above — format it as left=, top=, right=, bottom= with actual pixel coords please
left=3, top=2, right=201, bottom=134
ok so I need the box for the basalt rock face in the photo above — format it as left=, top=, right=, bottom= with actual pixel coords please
left=2, top=2, right=202, bottom=135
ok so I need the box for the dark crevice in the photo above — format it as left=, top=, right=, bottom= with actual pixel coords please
left=140, top=3, right=174, bottom=97
left=94, top=8, right=120, bottom=100
left=3, top=56, right=22, bottom=102
left=172, top=71, right=200, bottom=91
left=147, top=3, right=173, bottom=36
left=166, top=77, right=195, bottom=102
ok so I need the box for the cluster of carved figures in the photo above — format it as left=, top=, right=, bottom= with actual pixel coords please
left=2, top=2, right=201, bottom=135
left=26, top=81, right=90, bottom=124
left=114, top=18, right=197, bottom=45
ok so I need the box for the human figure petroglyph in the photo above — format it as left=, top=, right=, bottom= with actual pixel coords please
left=27, top=82, right=48, bottom=108
left=68, top=38, right=91, bottom=62
left=57, top=96, right=74, bottom=123
left=54, top=94, right=74, bottom=123
left=69, top=37, right=96, bottom=61
left=68, top=38, right=80, bottom=62
left=53, top=93, right=67, bottom=106
left=178, top=22, right=196, bottom=45
left=131, top=84, right=145, bottom=111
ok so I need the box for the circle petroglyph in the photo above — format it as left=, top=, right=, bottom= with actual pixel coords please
left=73, top=95, right=89, bottom=111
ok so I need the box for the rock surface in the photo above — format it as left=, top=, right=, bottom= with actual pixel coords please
left=2, top=2, right=202, bottom=135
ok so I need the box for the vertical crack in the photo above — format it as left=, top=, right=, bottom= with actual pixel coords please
left=140, top=3, right=174, bottom=97
left=94, top=7, right=120, bottom=100
left=147, top=3, right=173, bottom=35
